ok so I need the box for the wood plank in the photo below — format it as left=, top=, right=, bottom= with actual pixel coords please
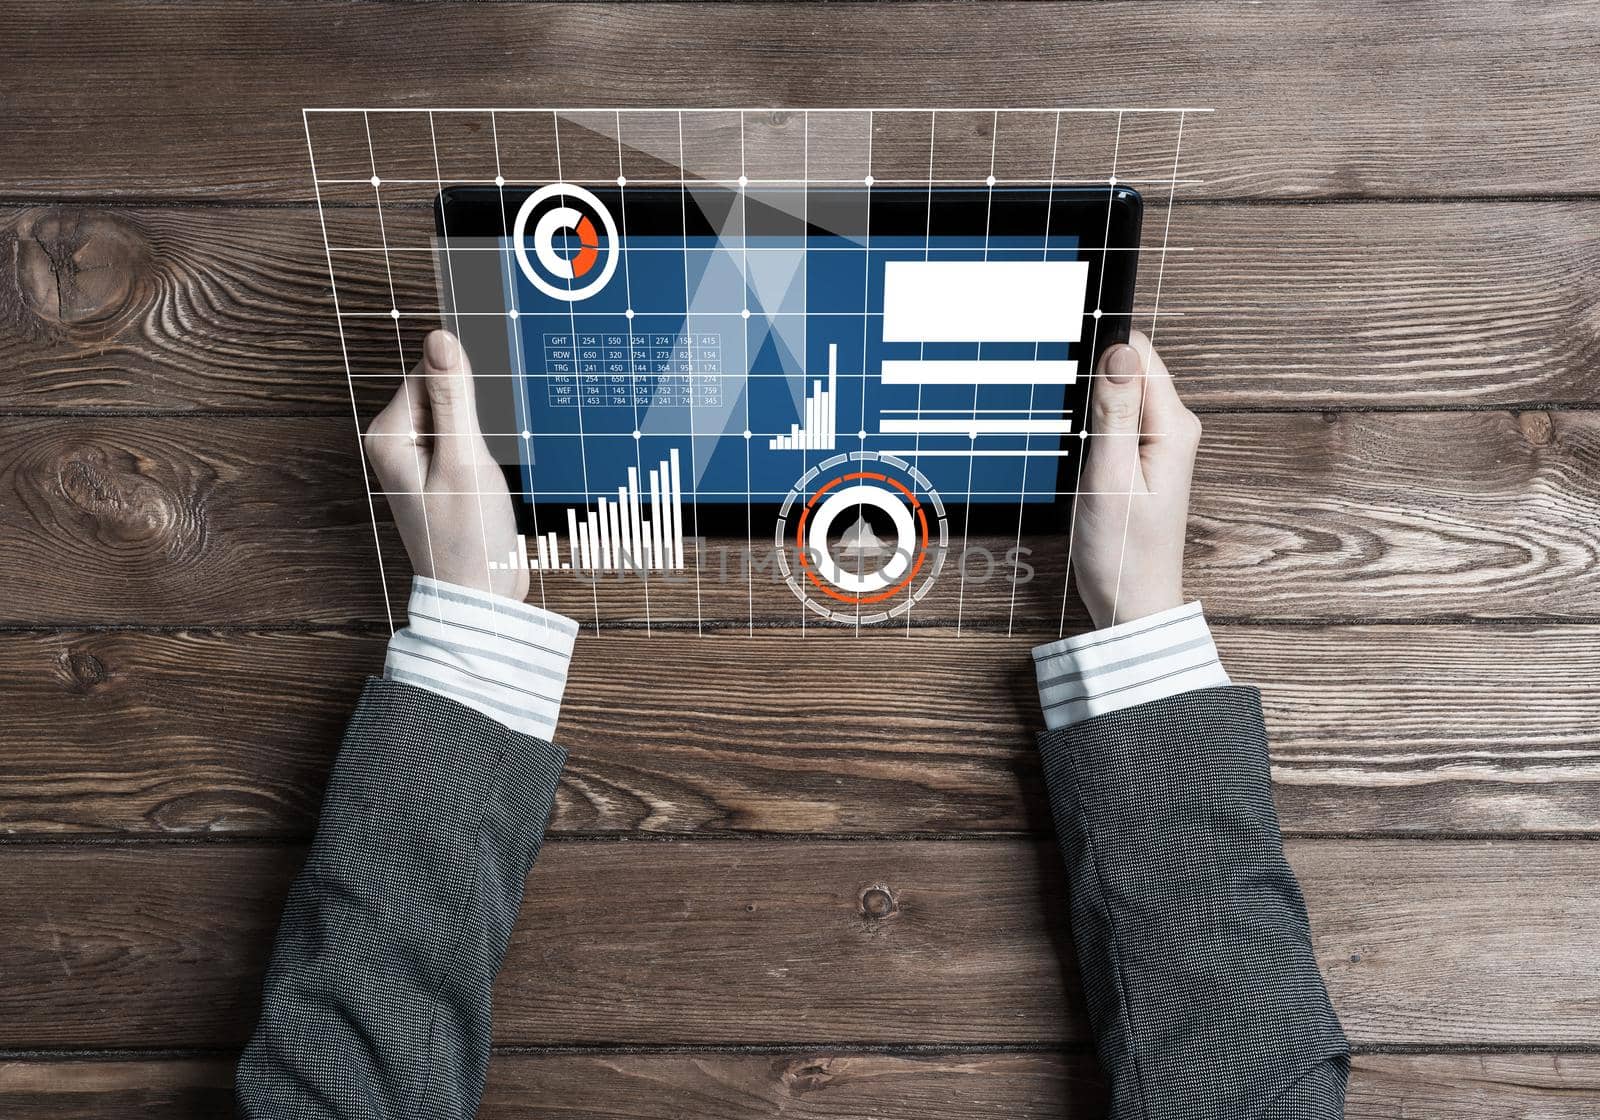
left=4, top=202, right=1599, bottom=412
left=2, top=2, right=1598, bottom=199
left=1, top=840, right=1596, bottom=1048
left=1, top=411, right=1594, bottom=626
left=4, top=1052, right=1598, bottom=1119
left=3, top=625, right=1597, bottom=837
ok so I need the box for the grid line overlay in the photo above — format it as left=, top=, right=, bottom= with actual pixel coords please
left=302, top=106, right=1202, bottom=635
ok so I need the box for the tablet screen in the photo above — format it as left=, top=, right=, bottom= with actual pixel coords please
left=440, top=185, right=1138, bottom=554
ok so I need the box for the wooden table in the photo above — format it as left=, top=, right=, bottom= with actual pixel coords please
left=3, top=3, right=1598, bottom=1116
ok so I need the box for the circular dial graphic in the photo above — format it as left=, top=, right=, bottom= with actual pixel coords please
left=511, top=182, right=620, bottom=302
left=775, top=452, right=948, bottom=624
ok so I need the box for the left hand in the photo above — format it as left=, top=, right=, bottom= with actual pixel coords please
left=362, top=330, right=528, bottom=601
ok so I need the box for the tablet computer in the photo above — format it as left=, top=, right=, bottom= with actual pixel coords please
left=434, top=183, right=1140, bottom=558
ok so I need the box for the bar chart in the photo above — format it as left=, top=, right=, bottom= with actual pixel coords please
left=769, top=343, right=838, bottom=452
left=490, top=448, right=687, bottom=572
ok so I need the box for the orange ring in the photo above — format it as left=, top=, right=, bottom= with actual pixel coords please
left=795, top=471, right=930, bottom=605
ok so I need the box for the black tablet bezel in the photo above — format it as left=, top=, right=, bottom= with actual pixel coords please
left=435, top=183, right=1142, bottom=536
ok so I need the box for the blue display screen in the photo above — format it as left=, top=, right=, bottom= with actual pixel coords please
left=503, top=232, right=1085, bottom=506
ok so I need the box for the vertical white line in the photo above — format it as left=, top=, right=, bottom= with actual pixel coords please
left=738, top=110, right=754, bottom=635
left=567, top=507, right=580, bottom=572
left=1058, top=112, right=1125, bottom=638
left=857, top=110, right=875, bottom=640
left=371, top=112, right=443, bottom=628
left=429, top=110, right=504, bottom=640
left=799, top=109, right=810, bottom=636
left=1006, top=109, right=1062, bottom=637
left=552, top=111, right=603, bottom=630
left=676, top=111, right=704, bottom=629
left=489, top=110, right=548, bottom=610
left=954, top=111, right=1000, bottom=636
left=1110, top=111, right=1185, bottom=623
left=536, top=533, right=550, bottom=570
left=303, top=110, right=397, bottom=635
left=598, top=497, right=612, bottom=569
left=906, top=109, right=937, bottom=638
left=614, top=111, right=652, bottom=630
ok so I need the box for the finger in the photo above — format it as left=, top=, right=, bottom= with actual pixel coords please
left=363, top=373, right=430, bottom=489
left=1125, top=330, right=1203, bottom=485
left=1126, top=330, right=1184, bottom=438
left=420, top=330, right=479, bottom=466
left=1081, top=342, right=1146, bottom=493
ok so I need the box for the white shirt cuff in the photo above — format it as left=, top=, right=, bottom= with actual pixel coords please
left=384, top=576, right=579, bottom=740
left=1033, top=601, right=1231, bottom=731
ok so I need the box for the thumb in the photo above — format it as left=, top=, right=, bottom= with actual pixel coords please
left=421, top=330, right=477, bottom=463
left=1089, top=343, right=1144, bottom=437
left=1081, top=343, right=1146, bottom=494
left=1094, top=345, right=1145, bottom=438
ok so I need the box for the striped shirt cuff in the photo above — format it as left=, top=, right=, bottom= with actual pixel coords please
left=384, top=576, right=579, bottom=740
left=1033, top=601, right=1231, bottom=731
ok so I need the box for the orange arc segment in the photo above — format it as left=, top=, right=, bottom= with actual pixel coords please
left=571, top=215, right=600, bottom=278
left=796, top=471, right=931, bottom=606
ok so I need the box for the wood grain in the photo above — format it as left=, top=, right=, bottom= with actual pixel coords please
left=4, top=1052, right=1597, bottom=1119
left=0, top=411, right=1594, bottom=625
left=2, top=2, right=1598, bottom=199
left=5, top=202, right=1599, bottom=412
left=2, top=840, right=1597, bottom=1049
left=3, top=625, right=1597, bottom=837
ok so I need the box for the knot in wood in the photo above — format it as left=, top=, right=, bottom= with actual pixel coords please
left=1517, top=410, right=1555, bottom=447
left=12, top=207, right=150, bottom=334
left=859, top=885, right=897, bottom=920
left=58, top=647, right=109, bottom=692
left=780, top=1057, right=837, bottom=1094
left=54, top=442, right=205, bottom=558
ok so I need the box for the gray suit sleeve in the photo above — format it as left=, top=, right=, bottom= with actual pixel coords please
left=1038, top=684, right=1348, bottom=1119
left=236, top=676, right=565, bottom=1120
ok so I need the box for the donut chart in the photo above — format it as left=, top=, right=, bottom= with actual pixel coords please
left=775, top=452, right=948, bottom=624
left=512, top=182, right=619, bottom=302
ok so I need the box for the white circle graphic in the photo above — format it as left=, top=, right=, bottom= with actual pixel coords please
left=805, top=483, right=916, bottom=594
left=512, top=183, right=620, bottom=303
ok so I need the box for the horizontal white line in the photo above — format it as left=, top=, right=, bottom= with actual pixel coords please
left=307, top=106, right=1213, bottom=115
left=324, top=245, right=1180, bottom=254
left=339, top=310, right=1167, bottom=318
left=878, top=450, right=1078, bottom=458
left=880, top=360, right=1077, bottom=385
left=318, top=177, right=1205, bottom=187
left=880, top=418, right=1074, bottom=434
left=377, top=489, right=1151, bottom=497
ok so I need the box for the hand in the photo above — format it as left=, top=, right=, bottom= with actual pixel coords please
left=1071, top=330, right=1201, bottom=629
left=362, top=330, right=528, bottom=601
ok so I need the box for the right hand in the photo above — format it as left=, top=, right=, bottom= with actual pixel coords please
left=1069, top=330, right=1203, bottom=629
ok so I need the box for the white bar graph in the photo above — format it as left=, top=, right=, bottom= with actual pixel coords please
left=491, top=450, right=687, bottom=572
left=770, top=343, right=838, bottom=451
left=649, top=467, right=664, bottom=569
left=880, top=359, right=1077, bottom=385
left=668, top=446, right=684, bottom=569
left=879, top=418, right=1075, bottom=435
